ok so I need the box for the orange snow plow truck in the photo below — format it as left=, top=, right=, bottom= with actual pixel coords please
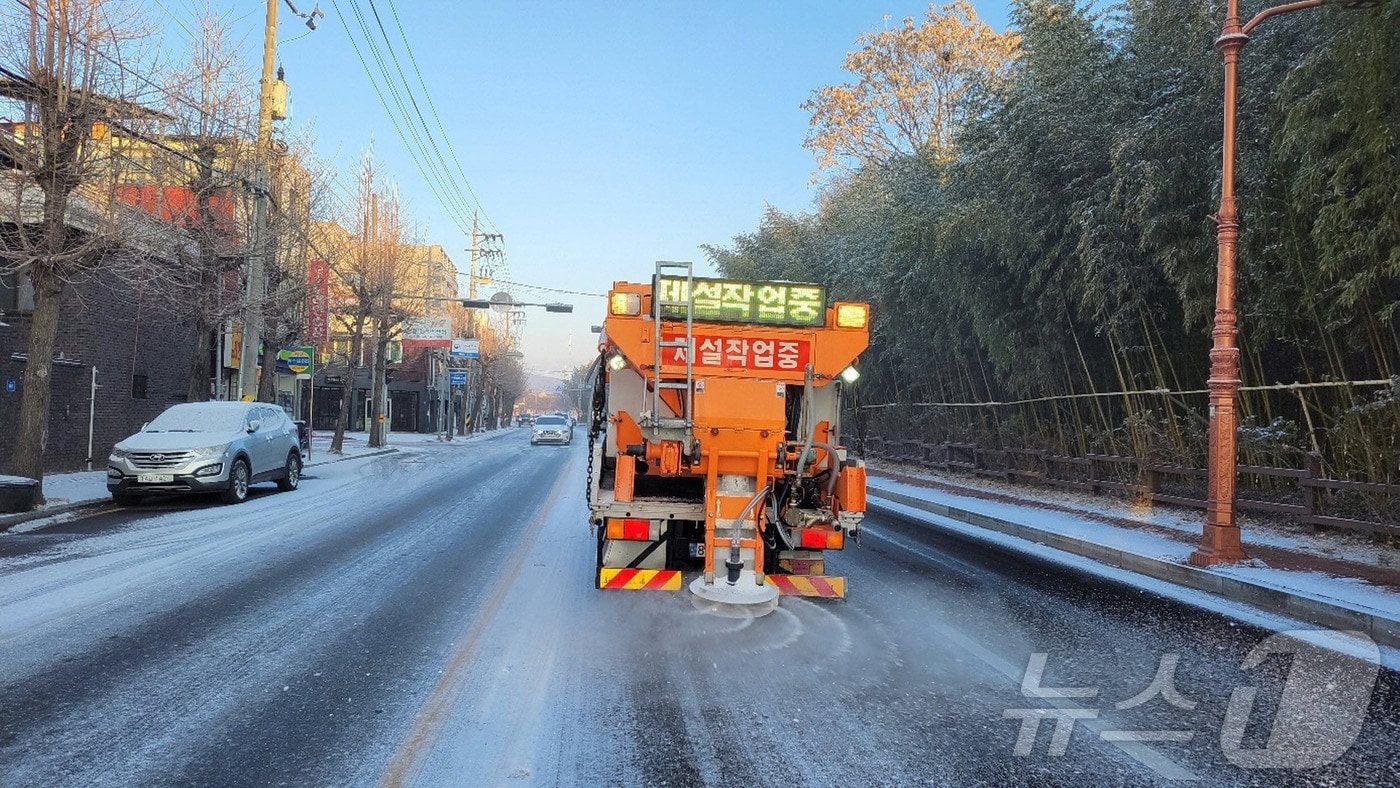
left=586, top=263, right=870, bottom=616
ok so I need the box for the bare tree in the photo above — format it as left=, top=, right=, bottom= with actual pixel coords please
left=317, top=217, right=369, bottom=455
left=255, top=140, right=325, bottom=404
left=149, top=6, right=257, bottom=402
left=322, top=154, right=420, bottom=451
left=0, top=0, right=155, bottom=494
left=802, top=1, right=1019, bottom=173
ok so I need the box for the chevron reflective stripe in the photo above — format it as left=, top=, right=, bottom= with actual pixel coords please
left=765, top=575, right=846, bottom=598
left=598, top=568, right=682, bottom=591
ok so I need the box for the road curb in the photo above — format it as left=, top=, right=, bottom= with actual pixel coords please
left=0, top=499, right=113, bottom=532
left=305, top=447, right=398, bottom=468
left=867, top=486, right=1400, bottom=650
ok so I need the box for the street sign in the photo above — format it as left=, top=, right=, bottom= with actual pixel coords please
left=4, top=379, right=14, bottom=393
left=451, top=338, right=480, bottom=358
left=554, top=384, right=563, bottom=393
left=285, top=348, right=312, bottom=374
left=449, top=371, right=468, bottom=386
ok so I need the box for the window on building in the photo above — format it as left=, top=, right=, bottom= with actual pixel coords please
left=0, top=270, right=35, bottom=313
left=131, top=373, right=148, bottom=399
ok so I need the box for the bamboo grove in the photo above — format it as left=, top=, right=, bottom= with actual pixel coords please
left=705, top=0, right=1400, bottom=487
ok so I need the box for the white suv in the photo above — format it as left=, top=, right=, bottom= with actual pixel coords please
left=106, top=401, right=303, bottom=505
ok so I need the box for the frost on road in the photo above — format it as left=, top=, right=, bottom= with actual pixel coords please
left=1, top=431, right=1396, bottom=787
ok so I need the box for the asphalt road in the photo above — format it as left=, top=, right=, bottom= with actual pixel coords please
left=0, top=432, right=1395, bottom=787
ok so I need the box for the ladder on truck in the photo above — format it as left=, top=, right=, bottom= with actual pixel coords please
left=649, top=260, right=695, bottom=432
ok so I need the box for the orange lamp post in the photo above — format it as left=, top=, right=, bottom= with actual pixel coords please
left=1192, top=0, right=1384, bottom=567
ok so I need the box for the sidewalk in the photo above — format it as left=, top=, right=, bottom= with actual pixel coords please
left=866, top=463, right=1400, bottom=648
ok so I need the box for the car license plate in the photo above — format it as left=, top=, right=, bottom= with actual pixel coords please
left=137, top=473, right=174, bottom=483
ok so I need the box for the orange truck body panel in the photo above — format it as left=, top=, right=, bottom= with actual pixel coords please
left=589, top=275, right=870, bottom=595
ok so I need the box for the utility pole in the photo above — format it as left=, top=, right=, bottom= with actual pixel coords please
left=463, top=212, right=506, bottom=433
left=239, top=0, right=279, bottom=401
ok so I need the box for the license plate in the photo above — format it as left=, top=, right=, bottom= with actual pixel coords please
left=689, top=543, right=706, bottom=558
left=137, top=473, right=174, bottom=483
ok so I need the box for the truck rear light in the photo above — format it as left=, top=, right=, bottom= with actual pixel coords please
left=795, top=527, right=844, bottom=550
left=606, top=518, right=657, bottom=541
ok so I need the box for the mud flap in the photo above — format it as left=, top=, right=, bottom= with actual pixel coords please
left=765, top=575, right=846, bottom=598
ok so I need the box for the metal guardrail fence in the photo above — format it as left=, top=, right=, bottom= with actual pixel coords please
left=863, top=437, right=1400, bottom=539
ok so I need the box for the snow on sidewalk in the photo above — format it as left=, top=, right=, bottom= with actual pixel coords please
left=1, top=429, right=507, bottom=525
left=867, top=469, right=1400, bottom=619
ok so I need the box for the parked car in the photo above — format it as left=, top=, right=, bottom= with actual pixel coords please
left=106, top=401, right=303, bottom=505
left=530, top=414, right=573, bottom=445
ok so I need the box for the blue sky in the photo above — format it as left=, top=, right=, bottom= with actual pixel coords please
left=175, top=1, right=1014, bottom=377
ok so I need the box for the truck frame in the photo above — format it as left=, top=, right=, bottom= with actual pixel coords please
left=585, top=262, right=869, bottom=612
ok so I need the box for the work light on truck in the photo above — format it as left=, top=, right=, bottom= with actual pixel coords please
left=607, top=352, right=627, bottom=371
left=840, top=365, right=860, bottom=383
left=835, top=303, right=869, bottom=329
left=610, top=292, right=641, bottom=316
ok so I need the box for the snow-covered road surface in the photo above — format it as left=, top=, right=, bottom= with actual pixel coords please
left=0, top=430, right=1395, bottom=786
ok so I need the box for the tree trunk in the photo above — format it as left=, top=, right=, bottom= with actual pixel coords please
left=186, top=327, right=212, bottom=402
left=330, top=317, right=365, bottom=454
left=11, top=268, right=65, bottom=501
left=368, top=329, right=389, bottom=447
left=258, top=343, right=278, bottom=403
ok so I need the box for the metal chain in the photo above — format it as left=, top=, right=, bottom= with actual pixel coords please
left=585, top=354, right=606, bottom=514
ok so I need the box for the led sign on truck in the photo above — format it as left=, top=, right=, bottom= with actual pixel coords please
left=656, top=276, right=826, bottom=327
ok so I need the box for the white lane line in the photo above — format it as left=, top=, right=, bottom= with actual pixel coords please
left=864, top=526, right=1199, bottom=782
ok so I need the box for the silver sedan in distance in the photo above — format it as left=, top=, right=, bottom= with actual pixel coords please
left=529, top=414, right=573, bottom=446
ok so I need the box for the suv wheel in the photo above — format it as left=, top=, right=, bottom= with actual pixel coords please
left=221, top=458, right=250, bottom=504
left=276, top=451, right=301, bottom=492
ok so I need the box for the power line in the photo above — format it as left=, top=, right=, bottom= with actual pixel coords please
left=473, top=278, right=606, bottom=299
left=331, top=0, right=486, bottom=239
left=332, top=0, right=469, bottom=231
left=381, top=0, right=496, bottom=233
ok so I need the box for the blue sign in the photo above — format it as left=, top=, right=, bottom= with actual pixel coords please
left=451, top=338, right=480, bottom=358
left=449, top=371, right=468, bottom=386
left=4, top=379, right=14, bottom=393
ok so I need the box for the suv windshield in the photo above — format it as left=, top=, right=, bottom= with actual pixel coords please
left=534, top=417, right=566, bottom=427
left=145, top=404, right=248, bottom=434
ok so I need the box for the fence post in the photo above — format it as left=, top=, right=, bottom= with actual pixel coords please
left=1302, top=452, right=1323, bottom=534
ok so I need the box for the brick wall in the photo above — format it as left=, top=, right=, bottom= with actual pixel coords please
left=0, top=266, right=197, bottom=475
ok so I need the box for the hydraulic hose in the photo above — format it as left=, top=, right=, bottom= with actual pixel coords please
left=795, top=365, right=816, bottom=477
left=727, top=486, right=770, bottom=585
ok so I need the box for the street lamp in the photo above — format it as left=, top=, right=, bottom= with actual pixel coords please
left=1193, top=0, right=1381, bottom=567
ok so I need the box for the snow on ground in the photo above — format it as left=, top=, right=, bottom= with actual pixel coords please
left=869, top=494, right=1400, bottom=673
left=867, top=474, right=1400, bottom=619
left=869, top=476, right=1197, bottom=561
left=868, top=461, right=1400, bottom=571
left=2, top=428, right=513, bottom=529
